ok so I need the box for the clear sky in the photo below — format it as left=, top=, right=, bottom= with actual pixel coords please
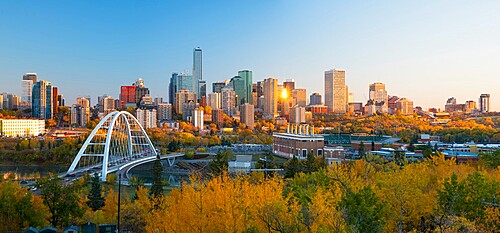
left=1, top=1, right=499, bottom=111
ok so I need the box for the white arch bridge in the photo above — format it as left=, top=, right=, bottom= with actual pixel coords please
left=66, top=111, right=182, bottom=181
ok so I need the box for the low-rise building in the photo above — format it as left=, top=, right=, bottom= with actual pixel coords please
left=273, top=124, right=324, bottom=159
left=0, top=119, right=45, bottom=137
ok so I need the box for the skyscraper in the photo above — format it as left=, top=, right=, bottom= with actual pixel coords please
left=21, top=73, right=37, bottom=108
left=263, top=78, right=278, bottom=118
left=207, top=92, right=221, bottom=110
left=237, top=70, right=253, bottom=105
left=369, top=82, right=388, bottom=113
left=52, top=86, right=59, bottom=119
left=221, top=87, right=237, bottom=117
left=240, top=103, right=254, bottom=128
left=169, top=73, right=178, bottom=104
left=292, top=89, right=307, bottom=107
left=175, top=89, right=196, bottom=114
left=310, top=93, right=322, bottom=105
left=325, top=69, right=346, bottom=114
left=193, top=47, right=203, bottom=99
left=212, top=82, right=226, bottom=93
left=32, top=80, right=52, bottom=119
left=120, top=86, right=136, bottom=108
left=479, top=94, right=490, bottom=113
left=283, top=79, right=295, bottom=98
left=135, top=78, right=150, bottom=105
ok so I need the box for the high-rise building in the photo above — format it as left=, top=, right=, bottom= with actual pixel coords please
left=32, top=80, right=52, bottom=119
left=310, top=93, right=322, bottom=105
left=136, top=108, right=157, bottom=129
left=479, top=94, right=490, bottom=113
left=157, top=103, right=173, bottom=121
left=263, top=78, right=278, bottom=118
left=395, top=98, right=414, bottom=115
left=0, top=95, right=3, bottom=109
left=120, top=86, right=136, bottom=108
left=182, top=101, right=198, bottom=121
left=135, top=78, right=150, bottom=105
left=369, top=82, right=388, bottom=113
left=237, top=70, right=253, bottom=105
left=198, top=80, right=206, bottom=102
left=240, top=103, right=254, bottom=128
left=207, top=92, right=221, bottom=110
left=175, top=89, right=196, bottom=114
left=140, top=94, right=154, bottom=107
left=21, top=80, right=33, bottom=107
left=292, top=89, right=307, bottom=107
left=193, top=47, right=203, bottom=99
left=52, top=87, right=59, bottom=119
left=102, top=96, right=116, bottom=115
left=212, top=109, right=225, bottom=128
left=22, top=73, right=38, bottom=108
left=465, top=100, right=477, bottom=114
left=212, top=82, right=226, bottom=93
left=58, top=95, right=65, bottom=107
left=70, top=104, right=90, bottom=127
left=290, top=106, right=306, bottom=124
left=325, top=69, right=346, bottom=114
left=192, top=108, right=204, bottom=130
left=169, top=73, right=178, bottom=104
left=283, top=79, right=295, bottom=95
left=221, top=87, right=237, bottom=117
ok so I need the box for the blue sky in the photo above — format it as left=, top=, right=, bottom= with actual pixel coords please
left=1, top=1, right=499, bottom=110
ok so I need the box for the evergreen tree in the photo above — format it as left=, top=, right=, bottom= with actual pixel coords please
left=408, top=141, right=415, bottom=152
left=359, top=141, right=366, bottom=158
left=284, top=155, right=301, bottom=178
left=86, top=173, right=105, bottom=211
left=209, top=149, right=232, bottom=176
left=150, top=155, right=164, bottom=197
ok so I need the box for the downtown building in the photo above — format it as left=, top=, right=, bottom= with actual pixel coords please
left=70, top=97, right=91, bottom=127
left=324, top=69, right=346, bottom=114
left=240, top=103, right=254, bottom=128
left=21, top=73, right=37, bottom=108
left=263, top=78, right=278, bottom=118
left=221, top=87, right=237, bottom=117
left=273, top=124, right=324, bottom=159
left=136, top=108, right=157, bottom=129
left=32, top=80, right=53, bottom=119
left=369, top=82, right=388, bottom=113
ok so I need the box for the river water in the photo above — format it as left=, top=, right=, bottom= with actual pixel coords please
left=0, top=164, right=68, bottom=180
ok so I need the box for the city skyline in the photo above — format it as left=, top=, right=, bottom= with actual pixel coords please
left=0, top=1, right=499, bottom=110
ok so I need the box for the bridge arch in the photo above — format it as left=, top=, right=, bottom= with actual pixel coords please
left=67, top=111, right=157, bottom=181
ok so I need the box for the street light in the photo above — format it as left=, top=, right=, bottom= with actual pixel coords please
left=117, top=173, right=121, bottom=233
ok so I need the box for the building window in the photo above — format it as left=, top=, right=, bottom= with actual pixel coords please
left=318, top=149, right=322, bottom=156
left=302, top=149, right=307, bottom=158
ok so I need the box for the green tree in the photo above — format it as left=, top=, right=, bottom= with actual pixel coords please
left=37, top=174, right=84, bottom=228
left=339, top=187, right=387, bottom=233
left=184, top=148, right=195, bottom=160
left=437, top=172, right=499, bottom=228
left=407, top=141, right=415, bottom=152
left=209, top=149, right=233, bottom=176
left=168, top=139, right=180, bottom=152
left=284, top=155, right=302, bottom=178
left=480, top=150, right=499, bottom=169
left=86, top=173, right=105, bottom=211
left=149, top=155, right=164, bottom=198
left=358, top=141, right=366, bottom=158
